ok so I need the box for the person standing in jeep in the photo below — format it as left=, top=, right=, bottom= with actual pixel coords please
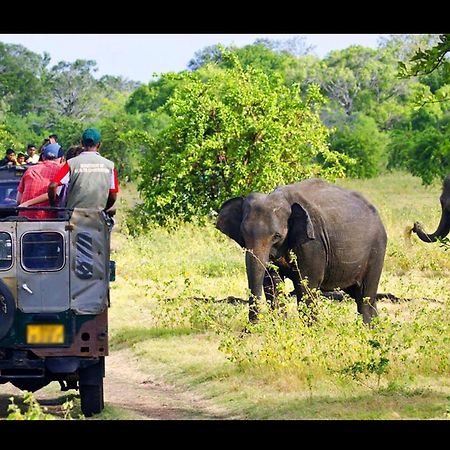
left=48, top=128, right=119, bottom=211
left=17, top=144, right=64, bottom=219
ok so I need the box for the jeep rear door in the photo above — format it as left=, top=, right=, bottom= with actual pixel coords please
left=15, top=221, right=70, bottom=313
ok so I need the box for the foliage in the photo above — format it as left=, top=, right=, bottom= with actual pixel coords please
left=6, top=391, right=80, bottom=420
left=329, top=112, right=389, bottom=178
left=0, top=124, right=19, bottom=151
left=2, top=34, right=450, bottom=186
left=7, top=391, right=56, bottom=420
left=388, top=90, right=450, bottom=184
left=253, top=36, right=315, bottom=57
left=97, top=111, right=155, bottom=180
left=138, top=52, right=351, bottom=226
left=398, top=34, right=450, bottom=77
left=125, top=76, right=181, bottom=113
left=188, top=44, right=229, bottom=71
left=0, top=42, right=50, bottom=116
left=387, top=35, right=450, bottom=184
left=0, top=43, right=137, bottom=165
left=438, top=237, right=450, bottom=251
left=47, top=59, right=103, bottom=120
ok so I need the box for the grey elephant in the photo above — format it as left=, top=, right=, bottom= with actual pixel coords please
left=412, top=175, right=450, bottom=243
left=216, top=179, right=387, bottom=324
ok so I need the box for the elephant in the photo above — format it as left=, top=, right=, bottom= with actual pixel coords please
left=412, top=175, right=450, bottom=243
left=216, top=178, right=387, bottom=324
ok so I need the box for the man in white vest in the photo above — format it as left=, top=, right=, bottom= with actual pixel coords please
left=48, top=128, right=119, bottom=211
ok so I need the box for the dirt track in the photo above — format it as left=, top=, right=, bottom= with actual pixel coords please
left=0, top=348, right=237, bottom=420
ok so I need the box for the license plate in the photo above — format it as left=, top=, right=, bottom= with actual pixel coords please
left=26, top=324, right=64, bottom=344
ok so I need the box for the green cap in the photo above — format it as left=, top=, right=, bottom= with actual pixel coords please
left=82, top=128, right=101, bottom=146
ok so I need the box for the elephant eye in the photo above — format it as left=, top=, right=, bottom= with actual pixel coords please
left=273, top=232, right=282, bottom=241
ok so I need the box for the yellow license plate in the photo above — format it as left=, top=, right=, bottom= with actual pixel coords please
left=26, top=324, right=64, bottom=344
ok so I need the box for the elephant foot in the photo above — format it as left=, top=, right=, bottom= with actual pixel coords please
left=248, top=307, right=259, bottom=324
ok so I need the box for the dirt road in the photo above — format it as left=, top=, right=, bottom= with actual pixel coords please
left=0, top=348, right=237, bottom=420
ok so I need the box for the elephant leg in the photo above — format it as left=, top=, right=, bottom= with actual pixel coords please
left=343, top=284, right=364, bottom=314
left=344, top=279, right=379, bottom=325
left=291, top=271, right=322, bottom=323
left=359, top=249, right=386, bottom=324
left=263, top=268, right=285, bottom=311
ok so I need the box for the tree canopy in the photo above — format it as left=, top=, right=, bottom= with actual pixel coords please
left=1, top=34, right=450, bottom=227
left=138, top=53, right=351, bottom=226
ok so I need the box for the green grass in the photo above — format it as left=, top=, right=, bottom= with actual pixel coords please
left=108, top=172, right=450, bottom=419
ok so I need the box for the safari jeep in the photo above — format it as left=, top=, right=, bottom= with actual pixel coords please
left=0, top=176, right=114, bottom=417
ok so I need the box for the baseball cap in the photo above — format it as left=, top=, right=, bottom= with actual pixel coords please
left=82, top=128, right=101, bottom=146
left=42, top=143, right=61, bottom=159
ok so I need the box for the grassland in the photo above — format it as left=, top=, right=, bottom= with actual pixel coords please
left=107, top=172, right=450, bottom=419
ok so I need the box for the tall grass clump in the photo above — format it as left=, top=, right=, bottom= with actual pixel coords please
left=217, top=288, right=450, bottom=393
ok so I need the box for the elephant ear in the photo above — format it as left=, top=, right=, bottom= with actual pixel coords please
left=216, top=197, right=245, bottom=247
left=288, top=203, right=315, bottom=248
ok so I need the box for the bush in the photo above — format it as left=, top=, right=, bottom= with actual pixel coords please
left=138, top=52, right=352, bottom=227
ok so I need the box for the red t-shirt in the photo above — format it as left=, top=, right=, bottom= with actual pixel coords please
left=18, top=161, right=63, bottom=219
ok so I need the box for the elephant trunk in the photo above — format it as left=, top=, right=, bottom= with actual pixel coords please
left=245, top=245, right=271, bottom=323
left=413, top=208, right=450, bottom=243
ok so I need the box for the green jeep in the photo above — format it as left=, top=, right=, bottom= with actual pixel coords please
left=0, top=165, right=114, bottom=416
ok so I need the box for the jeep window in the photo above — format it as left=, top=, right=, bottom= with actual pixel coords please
left=75, top=232, right=93, bottom=279
left=0, top=182, right=19, bottom=206
left=0, top=232, right=12, bottom=270
left=22, top=232, right=64, bottom=271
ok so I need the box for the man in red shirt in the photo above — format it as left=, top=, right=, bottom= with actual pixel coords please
left=17, top=144, right=63, bottom=219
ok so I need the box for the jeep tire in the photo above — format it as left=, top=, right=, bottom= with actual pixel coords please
left=79, top=357, right=104, bottom=417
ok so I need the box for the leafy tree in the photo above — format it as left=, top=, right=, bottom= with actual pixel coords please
left=0, top=43, right=50, bottom=116
left=379, top=34, right=440, bottom=63
left=389, top=124, right=450, bottom=185
left=97, top=111, right=154, bottom=180
left=1, top=113, right=43, bottom=152
left=138, top=53, right=351, bottom=226
left=98, top=74, right=140, bottom=97
left=188, top=43, right=305, bottom=85
left=188, top=44, right=228, bottom=71
left=320, top=45, right=408, bottom=123
left=47, top=59, right=102, bottom=120
left=125, top=76, right=182, bottom=113
left=253, top=36, right=314, bottom=57
left=387, top=36, right=450, bottom=184
left=388, top=92, right=450, bottom=185
left=398, top=34, right=450, bottom=77
left=0, top=124, right=18, bottom=152
left=330, top=113, right=389, bottom=178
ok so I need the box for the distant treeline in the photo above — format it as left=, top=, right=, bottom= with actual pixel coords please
left=1, top=35, right=449, bottom=225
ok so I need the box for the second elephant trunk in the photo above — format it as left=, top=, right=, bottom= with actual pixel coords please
left=414, top=208, right=450, bottom=243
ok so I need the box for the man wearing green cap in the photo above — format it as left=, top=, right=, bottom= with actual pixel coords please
left=48, top=128, right=119, bottom=211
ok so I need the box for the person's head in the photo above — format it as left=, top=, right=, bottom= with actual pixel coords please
left=17, top=153, right=26, bottom=164
left=48, top=134, right=58, bottom=144
left=5, top=148, right=15, bottom=161
left=65, top=146, right=83, bottom=160
left=81, top=128, right=101, bottom=150
left=27, top=144, right=37, bottom=156
left=39, top=138, right=50, bottom=152
left=42, top=143, right=61, bottom=161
